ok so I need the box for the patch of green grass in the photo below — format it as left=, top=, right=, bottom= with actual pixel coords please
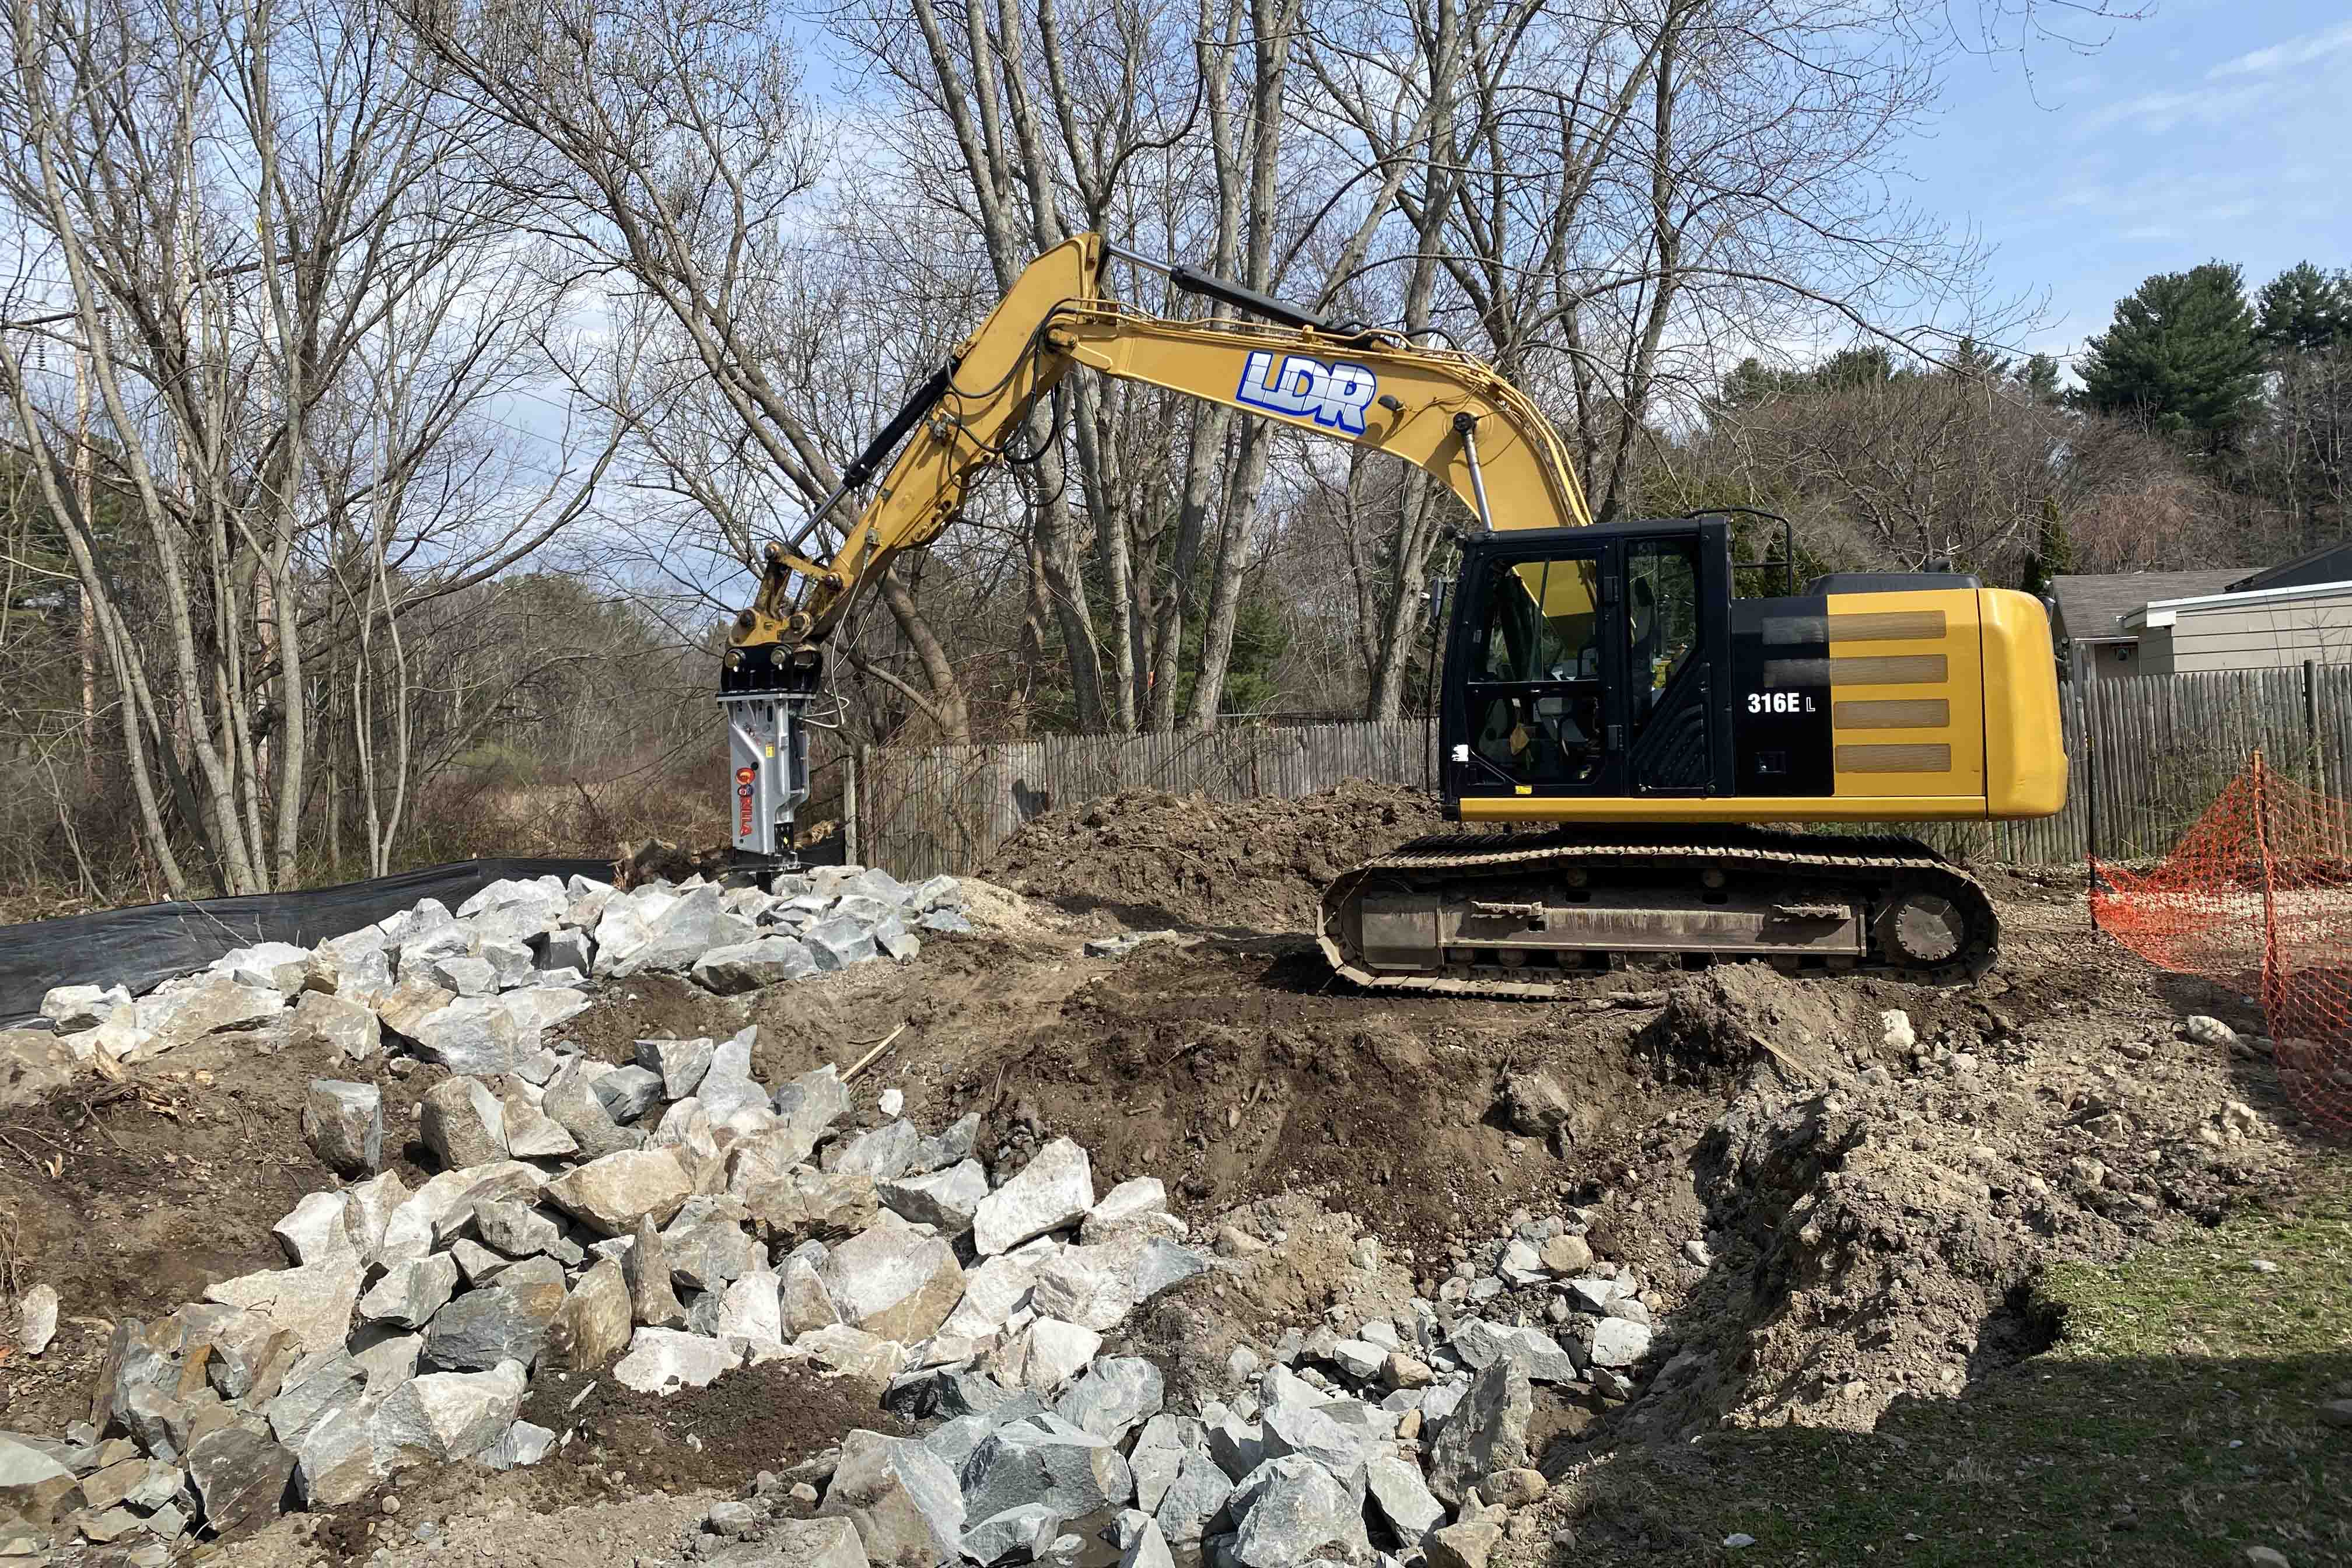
left=1555, top=1171, right=2352, bottom=1565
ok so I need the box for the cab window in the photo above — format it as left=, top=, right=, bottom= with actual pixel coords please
left=1478, top=556, right=1600, bottom=682
left=1627, top=539, right=1698, bottom=736
left=1466, top=554, right=1604, bottom=786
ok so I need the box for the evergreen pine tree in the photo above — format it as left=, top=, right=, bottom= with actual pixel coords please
left=2254, top=261, right=2352, bottom=355
left=2077, top=261, right=2264, bottom=447
left=1948, top=336, right=2008, bottom=380
left=2014, top=353, right=2062, bottom=404
left=2021, top=495, right=2076, bottom=599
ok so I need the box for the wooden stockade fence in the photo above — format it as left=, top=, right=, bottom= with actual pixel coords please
left=850, top=663, right=2352, bottom=880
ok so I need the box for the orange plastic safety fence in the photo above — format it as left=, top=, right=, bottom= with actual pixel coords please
left=2090, top=754, right=2352, bottom=1132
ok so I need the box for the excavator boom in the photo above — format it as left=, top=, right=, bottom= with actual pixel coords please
left=730, top=232, right=1588, bottom=661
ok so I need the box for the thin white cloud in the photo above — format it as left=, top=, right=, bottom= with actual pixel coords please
left=2076, top=80, right=2277, bottom=135
left=2207, top=20, right=2352, bottom=80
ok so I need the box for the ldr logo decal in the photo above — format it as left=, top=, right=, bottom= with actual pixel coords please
left=1236, top=351, right=1377, bottom=434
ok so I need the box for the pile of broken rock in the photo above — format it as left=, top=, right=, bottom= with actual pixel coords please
left=29, top=864, right=968, bottom=1072
left=2, top=1022, right=1649, bottom=1568
left=1, top=1013, right=1215, bottom=1559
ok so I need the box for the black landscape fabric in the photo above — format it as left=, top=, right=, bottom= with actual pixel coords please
left=0, top=858, right=612, bottom=1027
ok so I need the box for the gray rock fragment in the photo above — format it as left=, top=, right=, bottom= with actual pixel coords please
left=1588, top=1317, right=1652, bottom=1368
left=1228, top=1455, right=1366, bottom=1567
left=41, top=981, right=128, bottom=1031
left=1120, top=1514, right=1177, bottom=1568
left=0, top=1433, right=81, bottom=1524
left=421, top=1279, right=558, bottom=1371
left=909, top=1113, right=981, bottom=1175
left=1424, top=1359, right=1531, bottom=1505
left=288, top=1396, right=388, bottom=1507
left=833, top=1119, right=922, bottom=1181
left=204, top=1253, right=365, bottom=1356
left=541, top=1147, right=691, bottom=1236
left=769, top=1062, right=853, bottom=1153
left=272, top=1190, right=359, bottom=1264
left=958, top=1415, right=1133, bottom=1525
left=710, top=1517, right=869, bottom=1568
left=877, top=1160, right=988, bottom=1234
left=974, top=1137, right=1094, bottom=1255
left=1055, top=1357, right=1165, bottom=1444
left=817, top=1213, right=965, bottom=1344
left=17, top=1284, right=59, bottom=1356
left=372, top=1360, right=527, bottom=1461
left=395, top=993, right=527, bottom=1076
left=420, top=1076, right=509, bottom=1169
left=635, top=1036, right=716, bottom=1100
left=1127, top=1415, right=1203, bottom=1515
left=608, top=887, right=758, bottom=977
left=358, top=1255, right=462, bottom=1329
left=537, top=929, right=593, bottom=975
left=136, top=975, right=284, bottom=1048
left=804, top=918, right=877, bottom=970
left=289, top=993, right=382, bottom=1062
left=820, top=1429, right=966, bottom=1566
left=591, top=1065, right=665, bottom=1125
left=542, top=1058, right=640, bottom=1160
left=611, top=1328, right=740, bottom=1395
left=481, top=1420, right=557, bottom=1471
left=1448, top=1319, right=1582, bottom=1382
left=623, top=1216, right=688, bottom=1328
left=664, top=1220, right=760, bottom=1292
left=473, top=1199, right=565, bottom=1260
left=185, top=1426, right=296, bottom=1541
left=480, top=939, right=537, bottom=991
left=1364, top=1453, right=1445, bottom=1546
left=694, top=937, right=818, bottom=993
left=1153, top=1447, right=1235, bottom=1551
left=544, top=1259, right=633, bottom=1374
left=301, top=1079, right=383, bottom=1176
left=964, top=1502, right=1065, bottom=1564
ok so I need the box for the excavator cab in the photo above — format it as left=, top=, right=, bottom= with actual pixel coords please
left=1450, top=520, right=1727, bottom=803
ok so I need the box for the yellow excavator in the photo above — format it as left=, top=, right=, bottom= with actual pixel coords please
left=720, top=232, right=2066, bottom=994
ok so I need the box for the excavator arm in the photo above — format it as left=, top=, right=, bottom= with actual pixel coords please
left=727, top=232, right=1591, bottom=662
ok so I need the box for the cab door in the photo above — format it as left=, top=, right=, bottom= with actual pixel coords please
left=1446, top=541, right=1625, bottom=802
left=1622, top=529, right=1730, bottom=795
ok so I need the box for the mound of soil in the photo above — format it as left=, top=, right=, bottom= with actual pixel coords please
left=517, top=1360, right=904, bottom=1496
left=985, top=779, right=1447, bottom=931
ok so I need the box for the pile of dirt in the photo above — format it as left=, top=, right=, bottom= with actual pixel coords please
left=985, top=778, right=1447, bottom=930
left=515, top=1360, right=905, bottom=1496
left=1558, top=967, right=2299, bottom=1443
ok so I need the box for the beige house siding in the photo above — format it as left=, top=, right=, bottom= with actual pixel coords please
left=2138, top=589, right=2352, bottom=676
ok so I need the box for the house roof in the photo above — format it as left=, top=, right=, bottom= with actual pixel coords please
left=2123, top=576, right=2352, bottom=629
left=2048, top=570, right=2246, bottom=642
left=2232, top=540, right=2352, bottom=594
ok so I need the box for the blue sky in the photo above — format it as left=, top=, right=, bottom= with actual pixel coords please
left=1923, top=1, right=2352, bottom=370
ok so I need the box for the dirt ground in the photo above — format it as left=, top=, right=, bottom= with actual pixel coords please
left=985, top=777, right=1448, bottom=930
left=0, top=782, right=2337, bottom=1566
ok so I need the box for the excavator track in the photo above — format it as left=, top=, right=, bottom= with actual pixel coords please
left=1318, top=826, right=1997, bottom=999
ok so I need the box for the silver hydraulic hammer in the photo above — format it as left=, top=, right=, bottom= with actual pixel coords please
left=718, top=642, right=822, bottom=878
